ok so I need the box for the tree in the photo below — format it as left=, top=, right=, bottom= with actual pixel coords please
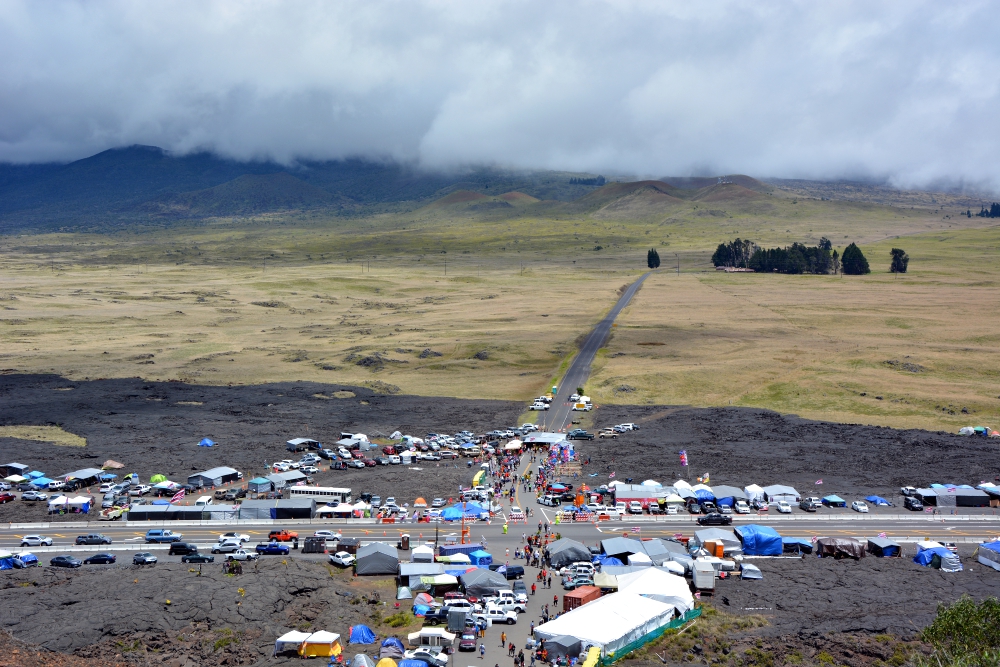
left=841, top=243, right=870, bottom=275
left=831, top=249, right=840, bottom=275
left=647, top=248, right=661, bottom=269
left=890, top=248, right=909, bottom=273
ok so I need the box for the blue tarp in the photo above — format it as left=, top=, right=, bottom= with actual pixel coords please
left=198, top=438, right=215, bottom=447
left=15, top=553, right=38, bottom=567
left=736, top=524, right=782, bottom=556
left=781, top=537, right=813, bottom=554
left=27, top=471, right=44, bottom=479
left=469, top=549, right=492, bottom=566
left=821, top=495, right=846, bottom=507
left=593, top=554, right=623, bottom=567
left=152, top=499, right=171, bottom=505
left=350, top=625, right=377, bottom=644
left=981, top=541, right=1000, bottom=555
left=694, top=489, right=715, bottom=502
left=914, top=546, right=951, bottom=567
left=441, top=502, right=487, bottom=520
left=413, top=604, right=430, bottom=616
left=0, top=557, right=14, bottom=570
left=99, top=473, right=117, bottom=480
left=865, top=495, right=892, bottom=506
left=31, top=477, right=54, bottom=488
left=399, top=661, right=428, bottom=667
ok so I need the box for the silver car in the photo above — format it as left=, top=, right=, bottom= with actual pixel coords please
left=20, top=535, right=53, bottom=547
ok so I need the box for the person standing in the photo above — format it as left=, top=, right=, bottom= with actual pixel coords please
left=500, top=631, right=506, bottom=648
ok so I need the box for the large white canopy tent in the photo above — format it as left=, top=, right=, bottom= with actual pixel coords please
left=616, top=567, right=695, bottom=614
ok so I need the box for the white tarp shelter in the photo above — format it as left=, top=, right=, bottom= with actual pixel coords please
left=616, top=568, right=694, bottom=614
left=743, top=485, right=764, bottom=503
left=534, top=592, right=676, bottom=657
left=411, top=545, right=435, bottom=563
left=274, top=631, right=311, bottom=655
left=692, top=528, right=742, bottom=554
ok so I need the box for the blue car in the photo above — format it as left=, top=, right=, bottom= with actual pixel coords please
left=145, top=529, right=183, bottom=543
left=255, top=542, right=290, bottom=555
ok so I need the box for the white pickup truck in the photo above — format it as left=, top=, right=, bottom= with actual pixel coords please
left=224, top=549, right=259, bottom=561
left=482, top=591, right=526, bottom=613
left=473, top=604, right=518, bottom=625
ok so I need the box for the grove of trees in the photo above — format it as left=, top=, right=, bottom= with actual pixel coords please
left=976, top=203, right=1000, bottom=218
left=647, top=248, right=661, bottom=269
left=713, top=237, right=842, bottom=274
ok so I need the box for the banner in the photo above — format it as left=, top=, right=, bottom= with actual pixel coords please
left=679, top=451, right=688, bottom=466
left=170, top=489, right=186, bottom=504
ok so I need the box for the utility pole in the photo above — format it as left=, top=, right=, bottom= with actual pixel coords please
left=675, top=253, right=679, bottom=275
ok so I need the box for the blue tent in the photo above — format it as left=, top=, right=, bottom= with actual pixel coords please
left=865, top=495, right=892, bottom=506
left=382, top=638, right=405, bottom=652
left=413, top=604, right=430, bottom=616
left=198, top=438, right=215, bottom=447
left=27, top=471, right=44, bottom=479
left=0, top=557, right=14, bottom=570
left=350, top=625, right=377, bottom=644
left=441, top=507, right=463, bottom=521
left=442, top=502, right=486, bottom=520
left=821, top=495, right=846, bottom=507
left=99, top=473, right=117, bottom=480
left=736, top=524, right=782, bottom=556
left=781, top=537, right=813, bottom=554
left=152, top=499, right=171, bottom=505
left=31, top=477, right=54, bottom=488
left=914, top=546, right=951, bottom=566
left=469, top=549, right=492, bottom=566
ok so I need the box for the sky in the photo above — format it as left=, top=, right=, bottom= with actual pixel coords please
left=1, top=1, right=999, bottom=189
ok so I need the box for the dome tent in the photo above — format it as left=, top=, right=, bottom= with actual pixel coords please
left=350, top=625, right=378, bottom=644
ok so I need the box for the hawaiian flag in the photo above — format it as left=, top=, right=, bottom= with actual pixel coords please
left=815, top=480, right=823, bottom=485
left=170, top=489, right=186, bottom=504
left=679, top=451, right=688, bottom=466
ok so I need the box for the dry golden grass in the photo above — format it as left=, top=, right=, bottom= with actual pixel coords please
left=0, top=256, right=635, bottom=400
left=0, top=425, right=87, bottom=447
left=591, top=223, right=1000, bottom=431
left=0, top=192, right=993, bottom=431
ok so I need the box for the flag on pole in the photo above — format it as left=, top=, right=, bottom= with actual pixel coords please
left=170, top=489, right=186, bottom=504
left=679, top=450, right=688, bottom=466
left=815, top=479, right=823, bottom=485
left=609, top=472, right=615, bottom=479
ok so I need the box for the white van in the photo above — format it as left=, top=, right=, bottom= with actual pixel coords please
left=195, top=495, right=214, bottom=507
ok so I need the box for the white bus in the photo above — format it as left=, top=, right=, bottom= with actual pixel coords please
left=287, top=486, right=352, bottom=504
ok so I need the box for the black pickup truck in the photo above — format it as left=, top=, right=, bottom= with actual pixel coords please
left=422, top=607, right=452, bottom=626
left=567, top=429, right=595, bottom=440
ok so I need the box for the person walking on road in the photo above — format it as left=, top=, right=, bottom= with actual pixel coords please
left=480, top=644, right=486, bottom=660
left=500, top=631, right=506, bottom=648
left=531, top=582, right=536, bottom=596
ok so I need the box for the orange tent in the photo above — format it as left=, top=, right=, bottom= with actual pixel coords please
left=414, top=497, right=428, bottom=507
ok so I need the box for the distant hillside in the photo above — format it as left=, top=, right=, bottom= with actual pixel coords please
left=0, top=146, right=616, bottom=232
left=660, top=174, right=774, bottom=195
left=143, top=173, right=343, bottom=217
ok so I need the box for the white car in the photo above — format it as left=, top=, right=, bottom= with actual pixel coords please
left=226, top=549, right=259, bottom=561
left=301, top=465, right=320, bottom=474
left=776, top=501, right=792, bottom=513
left=329, top=551, right=356, bottom=567
left=628, top=501, right=644, bottom=514
left=521, top=423, right=538, bottom=432
left=665, top=505, right=678, bottom=515
left=473, top=604, right=518, bottom=625
left=129, top=485, right=151, bottom=496
left=388, top=455, right=401, bottom=464
left=212, top=540, right=243, bottom=554
left=338, top=448, right=353, bottom=460
left=273, top=462, right=290, bottom=472
left=219, top=532, right=250, bottom=544
left=313, top=530, right=342, bottom=541
left=99, top=483, right=114, bottom=493
left=402, top=648, right=448, bottom=667
left=20, top=535, right=53, bottom=547
left=851, top=501, right=869, bottom=513
left=583, top=503, right=603, bottom=514
left=431, top=498, right=446, bottom=508
left=734, top=500, right=751, bottom=514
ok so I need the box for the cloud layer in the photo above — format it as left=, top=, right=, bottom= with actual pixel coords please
left=1, top=1, right=998, bottom=188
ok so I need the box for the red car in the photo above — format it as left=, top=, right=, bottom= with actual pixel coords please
left=363, top=458, right=377, bottom=467
left=382, top=446, right=397, bottom=455
left=267, top=530, right=299, bottom=542
left=458, top=631, right=478, bottom=651
left=0, top=492, right=15, bottom=504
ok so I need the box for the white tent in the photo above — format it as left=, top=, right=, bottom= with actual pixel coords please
left=534, top=592, right=676, bottom=656
left=662, top=494, right=685, bottom=505
left=4, top=474, right=27, bottom=483
left=627, top=552, right=652, bottom=566
left=692, top=484, right=713, bottom=495
left=274, top=630, right=311, bottom=655
left=762, top=485, right=800, bottom=503
left=68, top=496, right=91, bottom=510
left=641, top=479, right=661, bottom=487
left=743, top=485, right=764, bottom=503
left=411, top=545, right=435, bottom=563
left=616, top=567, right=695, bottom=614
left=317, top=503, right=354, bottom=516
left=47, top=496, right=68, bottom=511
left=407, top=628, right=456, bottom=647
left=673, top=480, right=692, bottom=491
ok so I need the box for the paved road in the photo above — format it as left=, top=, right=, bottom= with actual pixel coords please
left=538, top=271, right=653, bottom=432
